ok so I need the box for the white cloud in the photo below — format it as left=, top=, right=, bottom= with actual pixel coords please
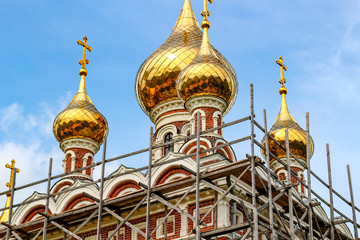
left=0, top=95, right=71, bottom=204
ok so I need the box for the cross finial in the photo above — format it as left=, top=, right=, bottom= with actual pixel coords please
left=5, top=160, right=20, bottom=196
left=201, top=0, right=213, bottom=21
left=276, top=56, right=287, bottom=88
left=77, top=36, right=92, bottom=70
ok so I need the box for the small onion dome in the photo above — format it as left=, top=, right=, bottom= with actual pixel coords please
left=262, top=88, right=314, bottom=162
left=53, top=70, right=108, bottom=145
left=176, top=22, right=237, bottom=114
left=135, top=0, right=235, bottom=115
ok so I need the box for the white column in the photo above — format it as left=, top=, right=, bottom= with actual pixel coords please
left=217, top=196, right=230, bottom=227
left=62, top=158, right=66, bottom=173
left=71, top=157, right=76, bottom=171
left=179, top=204, right=188, bottom=237
left=82, top=157, right=87, bottom=174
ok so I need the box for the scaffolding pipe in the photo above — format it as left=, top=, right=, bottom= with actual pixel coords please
left=306, top=112, right=313, bottom=240
left=145, top=127, right=154, bottom=240
left=285, top=129, right=294, bottom=240
left=326, top=144, right=335, bottom=240
left=42, top=158, right=53, bottom=240
left=347, top=165, right=358, bottom=240
left=196, top=112, right=201, bottom=240
left=250, top=84, right=258, bottom=240
left=255, top=137, right=360, bottom=228
left=96, top=138, right=107, bottom=240
left=258, top=120, right=360, bottom=215
left=263, top=109, right=275, bottom=239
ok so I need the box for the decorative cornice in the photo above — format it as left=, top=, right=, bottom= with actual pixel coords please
left=271, top=157, right=306, bottom=173
left=63, top=173, right=93, bottom=181
left=185, top=95, right=227, bottom=114
left=156, top=112, right=191, bottom=130
left=60, top=138, right=100, bottom=154
left=150, top=99, right=186, bottom=123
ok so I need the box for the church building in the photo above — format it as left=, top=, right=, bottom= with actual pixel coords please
left=0, top=0, right=356, bottom=239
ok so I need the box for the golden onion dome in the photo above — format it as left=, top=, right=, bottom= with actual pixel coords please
left=262, top=57, right=314, bottom=162
left=135, top=0, right=236, bottom=115
left=264, top=91, right=314, bottom=161
left=176, top=19, right=237, bottom=113
left=53, top=70, right=108, bottom=145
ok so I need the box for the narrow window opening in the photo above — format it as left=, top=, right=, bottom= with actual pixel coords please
left=164, top=133, right=174, bottom=155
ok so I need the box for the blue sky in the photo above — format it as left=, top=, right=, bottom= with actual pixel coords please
left=0, top=0, right=359, bottom=229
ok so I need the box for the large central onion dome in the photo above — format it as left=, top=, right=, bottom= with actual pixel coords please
left=176, top=18, right=238, bottom=114
left=53, top=69, right=108, bottom=146
left=135, top=0, right=235, bottom=115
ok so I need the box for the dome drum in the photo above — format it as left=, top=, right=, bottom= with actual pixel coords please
left=60, top=138, right=101, bottom=155
left=184, top=95, right=227, bottom=114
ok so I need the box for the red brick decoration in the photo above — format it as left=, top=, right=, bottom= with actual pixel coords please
left=108, top=180, right=141, bottom=199
left=86, top=156, right=93, bottom=175
left=52, top=181, right=72, bottom=195
left=64, top=148, right=94, bottom=176
left=275, top=167, right=305, bottom=193
left=154, top=121, right=189, bottom=139
left=188, top=200, right=216, bottom=233
left=183, top=140, right=211, bottom=159
left=154, top=166, right=192, bottom=185
left=279, top=172, right=286, bottom=181
left=21, top=206, right=52, bottom=224
left=193, top=107, right=221, bottom=131
left=215, top=142, right=234, bottom=162
left=63, top=194, right=95, bottom=211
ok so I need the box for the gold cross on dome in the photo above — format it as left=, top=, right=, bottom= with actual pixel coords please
left=276, top=56, right=287, bottom=87
left=77, top=36, right=92, bottom=69
left=201, top=0, right=213, bottom=20
left=5, top=160, right=20, bottom=194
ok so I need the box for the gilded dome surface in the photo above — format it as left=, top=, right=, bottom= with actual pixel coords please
left=176, top=26, right=237, bottom=112
left=262, top=93, right=314, bottom=161
left=135, top=0, right=235, bottom=115
left=53, top=75, right=108, bottom=145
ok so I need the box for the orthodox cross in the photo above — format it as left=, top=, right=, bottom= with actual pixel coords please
left=77, top=36, right=93, bottom=69
left=201, top=0, right=213, bottom=20
left=276, top=56, right=287, bottom=87
left=5, top=160, right=20, bottom=196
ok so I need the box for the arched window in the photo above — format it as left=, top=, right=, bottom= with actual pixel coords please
left=164, top=133, right=174, bottom=155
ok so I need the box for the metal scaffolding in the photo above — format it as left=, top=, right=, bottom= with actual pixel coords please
left=0, top=84, right=359, bottom=240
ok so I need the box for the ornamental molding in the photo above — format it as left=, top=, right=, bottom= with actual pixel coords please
left=156, top=112, right=191, bottom=131
left=63, top=173, right=93, bottom=181
left=185, top=96, right=227, bottom=114
left=60, top=138, right=100, bottom=154
left=271, top=157, right=306, bottom=173
left=150, top=99, right=186, bottom=123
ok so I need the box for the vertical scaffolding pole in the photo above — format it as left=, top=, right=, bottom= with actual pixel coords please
left=347, top=165, right=358, bottom=240
left=263, top=109, right=275, bottom=239
left=326, top=144, right=335, bottom=240
left=96, top=139, right=107, bottom=240
left=250, top=83, right=258, bottom=240
left=5, top=168, right=17, bottom=240
left=285, top=129, right=294, bottom=240
left=164, top=205, right=168, bottom=240
left=195, top=112, right=201, bottom=240
left=145, top=127, right=154, bottom=240
left=306, top=112, right=313, bottom=240
left=43, top=158, right=53, bottom=240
